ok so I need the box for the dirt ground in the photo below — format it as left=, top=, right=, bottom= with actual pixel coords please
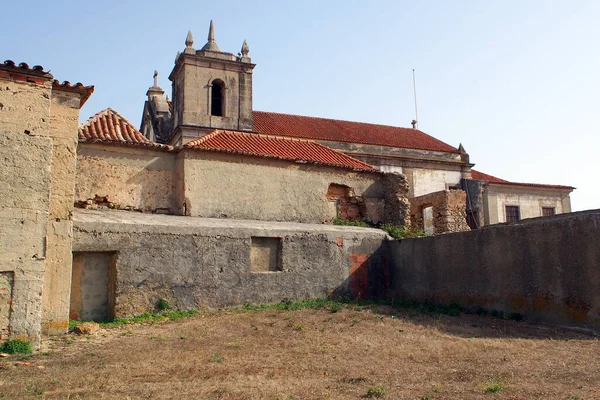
left=0, top=305, right=598, bottom=399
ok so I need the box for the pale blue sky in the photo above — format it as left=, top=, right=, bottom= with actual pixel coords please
left=3, top=1, right=599, bottom=211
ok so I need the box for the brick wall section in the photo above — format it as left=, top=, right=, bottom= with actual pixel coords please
left=410, top=189, right=470, bottom=234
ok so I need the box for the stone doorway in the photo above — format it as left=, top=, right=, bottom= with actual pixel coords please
left=70, top=252, right=117, bottom=322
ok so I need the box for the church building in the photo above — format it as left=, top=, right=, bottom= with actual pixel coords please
left=132, top=21, right=573, bottom=229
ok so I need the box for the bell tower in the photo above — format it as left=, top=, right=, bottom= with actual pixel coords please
left=168, top=21, right=255, bottom=145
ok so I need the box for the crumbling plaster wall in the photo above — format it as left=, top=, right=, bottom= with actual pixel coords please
left=484, top=184, right=571, bottom=225
left=41, top=90, right=82, bottom=335
left=410, top=190, right=470, bottom=234
left=0, top=79, right=53, bottom=343
left=179, top=151, right=385, bottom=224
left=389, top=210, right=600, bottom=329
left=73, top=210, right=389, bottom=314
left=75, top=144, right=176, bottom=213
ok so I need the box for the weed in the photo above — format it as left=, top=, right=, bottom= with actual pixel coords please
left=210, top=355, right=224, bottom=363
left=365, top=384, right=387, bottom=398
left=421, top=397, right=433, bottom=400
left=119, top=331, right=133, bottom=337
left=99, top=309, right=197, bottom=328
left=329, top=303, right=342, bottom=313
left=380, top=224, right=427, bottom=239
left=68, top=319, right=83, bottom=331
left=0, top=339, right=32, bottom=354
left=568, top=396, right=581, bottom=400
left=0, top=393, right=4, bottom=398
left=35, top=388, right=44, bottom=396
left=156, top=298, right=171, bottom=311
left=332, top=217, right=370, bottom=227
left=483, top=378, right=504, bottom=393
left=293, top=323, right=306, bottom=331
left=149, top=336, right=167, bottom=342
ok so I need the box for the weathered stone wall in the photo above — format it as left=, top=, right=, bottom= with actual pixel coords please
left=0, top=78, right=53, bottom=344
left=382, top=173, right=411, bottom=227
left=409, top=190, right=470, bottom=234
left=72, top=210, right=388, bottom=315
left=179, top=150, right=384, bottom=224
left=75, top=144, right=176, bottom=213
left=389, top=210, right=600, bottom=329
left=41, top=89, right=82, bottom=335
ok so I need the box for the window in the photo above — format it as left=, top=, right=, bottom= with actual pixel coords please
left=542, top=207, right=555, bottom=216
left=210, top=80, right=224, bottom=116
left=505, top=206, right=520, bottom=223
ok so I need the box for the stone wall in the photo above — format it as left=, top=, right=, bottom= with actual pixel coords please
left=179, top=150, right=385, bottom=224
left=0, top=67, right=86, bottom=344
left=0, top=78, right=53, bottom=344
left=75, top=144, right=176, bottom=213
left=388, top=210, right=600, bottom=329
left=41, top=89, right=83, bottom=335
left=72, top=210, right=388, bottom=315
left=409, top=190, right=470, bottom=234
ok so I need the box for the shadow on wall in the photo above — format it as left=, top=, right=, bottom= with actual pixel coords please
left=332, top=244, right=389, bottom=301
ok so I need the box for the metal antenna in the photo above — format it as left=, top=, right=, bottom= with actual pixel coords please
left=412, top=69, right=419, bottom=130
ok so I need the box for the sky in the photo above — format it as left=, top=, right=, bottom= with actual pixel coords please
left=3, top=0, right=599, bottom=211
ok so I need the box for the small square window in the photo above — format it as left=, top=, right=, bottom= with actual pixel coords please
left=542, top=207, right=555, bottom=216
left=505, top=206, right=520, bottom=223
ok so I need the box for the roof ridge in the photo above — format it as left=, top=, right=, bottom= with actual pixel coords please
left=254, top=110, right=420, bottom=132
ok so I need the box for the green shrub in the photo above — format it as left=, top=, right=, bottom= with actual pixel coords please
left=0, top=339, right=32, bottom=354
left=332, top=217, right=370, bottom=227
left=156, top=298, right=171, bottom=311
left=380, top=224, right=427, bottom=239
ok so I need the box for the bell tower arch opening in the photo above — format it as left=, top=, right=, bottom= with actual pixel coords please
left=210, top=79, right=225, bottom=117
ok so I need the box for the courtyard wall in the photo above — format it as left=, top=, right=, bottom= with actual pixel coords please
left=389, top=210, right=600, bottom=329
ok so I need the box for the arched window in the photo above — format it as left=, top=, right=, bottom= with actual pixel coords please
left=211, top=79, right=225, bottom=116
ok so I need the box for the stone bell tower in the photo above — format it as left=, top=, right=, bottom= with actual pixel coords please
left=168, top=21, right=255, bottom=145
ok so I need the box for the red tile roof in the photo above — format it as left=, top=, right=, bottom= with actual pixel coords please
left=185, top=130, right=378, bottom=172
left=0, top=59, right=53, bottom=85
left=252, top=111, right=459, bottom=153
left=78, top=108, right=171, bottom=150
left=471, top=169, right=574, bottom=190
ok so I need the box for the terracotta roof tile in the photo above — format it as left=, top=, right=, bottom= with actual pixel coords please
left=471, top=169, right=574, bottom=190
left=253, top=111, right=459, bottom=153
left=78, top=108, right=171, bottom=150
left=185, top=130, right=378, bottom=172
left=0, top=59, right=53, bottom=84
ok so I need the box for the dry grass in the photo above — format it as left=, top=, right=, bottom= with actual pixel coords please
left=0, top=305, right=598, bottom=399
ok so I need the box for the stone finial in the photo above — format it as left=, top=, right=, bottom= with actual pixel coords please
left=153, top=70, right=158, bottom=87
left=241, top=40, right=250, bottom=57
left=200, top=20, right=222, bottom=52
left=458, top=143, right=466, bottom=153
left=208, top=20, right=216, bottom=42
left=185, top=30, right=194, bottom=47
